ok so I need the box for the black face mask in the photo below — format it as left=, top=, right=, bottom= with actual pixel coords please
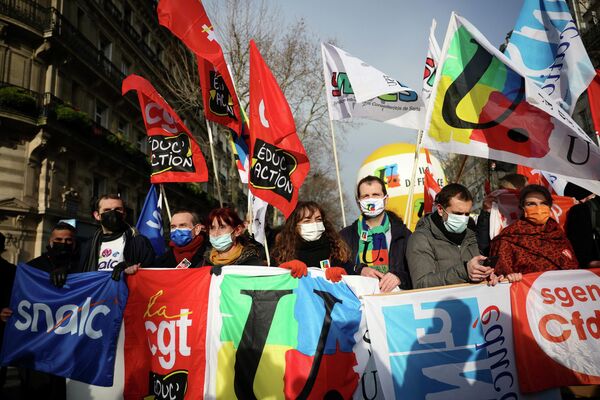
left=47, top=242, right=75, bottom=266
left=101, top=210, right=126, bottom=233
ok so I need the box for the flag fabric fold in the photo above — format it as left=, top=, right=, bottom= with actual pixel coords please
left=422, top=19, right=441, bottom=104
left=248, top=40, right=309, bottom=218
left=135, top=185, right=165, bottom=256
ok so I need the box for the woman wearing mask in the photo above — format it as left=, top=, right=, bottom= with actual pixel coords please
left=205, top=207, right=266, bottom=267
left=273, top=201, right=349, bottom=282
left=489, top=184, right=578, bottom=282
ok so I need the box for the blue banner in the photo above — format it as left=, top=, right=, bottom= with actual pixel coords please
left=136, top=184, right=165, bottom=256
left=0, top=264, right=128, bottom=386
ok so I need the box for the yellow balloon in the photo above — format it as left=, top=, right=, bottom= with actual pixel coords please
left=357, top=143, right=446, bottom=231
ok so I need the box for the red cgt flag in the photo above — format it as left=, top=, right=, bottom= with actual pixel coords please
left=158, top=0, right=242, bottom=134
left=423, top=149, right=441, bottom=214
left=248, top=40, right=310, bottom=218
left=587, top=69, right=600, bottom=138
left=122, top=74, right=208, bottom=183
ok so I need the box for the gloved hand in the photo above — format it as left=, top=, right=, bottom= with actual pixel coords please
left=111, top=261, right=127, bottom=281
left=325, top=267, right=347, bottom=283
left=50, top=266, right=68, bottom=288
left=279, top=259, right=308, bottom=278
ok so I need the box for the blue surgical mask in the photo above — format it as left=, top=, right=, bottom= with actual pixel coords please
left=443, top=210, right=469, bottom=234
left=170, top=228, right=193, bottom=247
left=210, top=233, right=234, bottom=252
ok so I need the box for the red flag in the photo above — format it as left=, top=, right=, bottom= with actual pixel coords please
left=516, top=165, right=556, bottom=193
left=587, top=69, right=600, bottom=139
left=423, top=149, right=441, bottom=213
left=122, top=74, right=208, bottom=183
left=123, top=268, right=211, bottom=399
left=158, top=0, right=242, bottom=133
left=248, top=40, right=309, bottom=217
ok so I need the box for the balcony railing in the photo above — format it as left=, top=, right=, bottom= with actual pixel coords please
left=0, top=0, right=50, bottom=32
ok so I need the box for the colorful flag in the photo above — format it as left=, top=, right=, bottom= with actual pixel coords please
left=422, top=19, right=441, bottom=104
left=122, top=74, right=209, bottom=183
left=321, top=42, right=425, bottom=130
left=424, top=13, right=600, bottom=181
left=517, top=165, right=600, bottom=197
left=204, top=266, right=376, bottom=399
left=123, top=268, right=211, bottom=399
left=0, top=265, right=128, bottom=386
left=158, top=0, right=242, bottom=133
left=504, top=0, right=595, bottom=114
left=423, top=149, right=441, bottom=214
left=248, top=40, right=310, bottom=218
left=587, top=69, right=600, bottom=137
left=511, top=269, right=600, bottom=392
left=135, top=185, right=165, bottom=256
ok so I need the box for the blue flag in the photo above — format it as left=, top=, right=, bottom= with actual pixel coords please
left=0, top=264, right=128, bottom=386
left=136, top=184, right=165, bottom=256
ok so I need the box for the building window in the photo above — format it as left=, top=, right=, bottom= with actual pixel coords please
left=118, top=119, right=130, bottom=139
left=77, top=8, right=85, bottom=31
left=138, top=132, right=148, bottom=154
left=95, top=100, right=109, bottom=128
left=92, top=175, right=106, bottom=201
left=141, top=25, right=150, bottom=45
left=98, top=34, right=112, bottom=61
left=123, top=4, right=132, bottom=25
left=120, top=59, right=131, bottom=76
left=67, top=159, right=76, bottom=187
left=117, top=185, right=128, bottom=202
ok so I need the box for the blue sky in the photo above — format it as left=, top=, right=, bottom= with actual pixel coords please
left=277, top=1, right=524, bottom=221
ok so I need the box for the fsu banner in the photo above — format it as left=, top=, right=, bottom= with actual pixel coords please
left=249, top=40, right=310, bottom=217
left=205, top=266, right=377, bottom=399
left=123, top=268, right=211, bottom=400
left=0, top=265, right=127, bottom=386
left=363, top=283, right=559, bottom=400
left=511, top=269, right=600, bottom=392
left=122, top=74, right=208, bottom=183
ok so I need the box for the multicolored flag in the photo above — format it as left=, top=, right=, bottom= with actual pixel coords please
left=158, top=0, right=242, bottom=133
left=424, top=13, right=600, bottom=181
left=248, top=40, right=309, bottom=218
left=122, top=74, right=209, bottom=183
left=321, top=42, right=425, bottom=130
left=422, top=19, right=441, bottom=104
left=504, top=0, right=595, bottom=114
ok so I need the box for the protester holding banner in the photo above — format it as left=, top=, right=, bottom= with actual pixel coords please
left=152, top=210, right=208, bottom=269
left=205, top=207, right=265, bottom=267
left=28, top=222, right=79, bottom=287
left=490, top=184, right=578, bottom=279
left=79, top=194, right=155, bottom=276
left=273, top=201, right=349, bottom=282
left=565, top=186, right=600, bottom=268
left=340, top=176, right=411, bottom=292
left=407, top=183, right=490, bottom=288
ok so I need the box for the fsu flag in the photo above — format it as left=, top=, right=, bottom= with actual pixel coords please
left=158, top=0, right=242, bottom=133
left=123, top=268, right=212, bottom=399
left=249, top=40, right=309, bottom=218
left=122, top=75, right=208, bottom=183
left=511, top=269, right=600, bottom=392
left=424, top=13, right=600, bottom=181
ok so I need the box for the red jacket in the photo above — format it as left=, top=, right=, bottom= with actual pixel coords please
left=490, top=217, right=578, bottom=275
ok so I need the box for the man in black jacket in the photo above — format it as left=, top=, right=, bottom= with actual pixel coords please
left=340, top=175, right=412, bottom=292
left=153, top=210, right=208, bottom=268
left=79, top=194, right=154, bottom=278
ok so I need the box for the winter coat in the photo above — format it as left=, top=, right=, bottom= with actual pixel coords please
left=490, top=217, right=578, bottom=275
left=203, top=241, right=266, bottom=267
left=565, top=197, right=600, bottom=267
left=339, top=212, right=412, bottom=290
left=407, top=213, right=480, bottom=289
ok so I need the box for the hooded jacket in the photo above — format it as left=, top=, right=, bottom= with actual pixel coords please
left=340, top=212, right=412, bottom=290
left=490, top=217, right=578, bottom=275
left=407, top=213, right=480, bottom=289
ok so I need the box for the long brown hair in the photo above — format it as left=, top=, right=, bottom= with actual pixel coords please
left=272, top=201, right=350, bottom=265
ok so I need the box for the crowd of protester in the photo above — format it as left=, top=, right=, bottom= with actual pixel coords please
left=1, top=173, right=600, bottom=398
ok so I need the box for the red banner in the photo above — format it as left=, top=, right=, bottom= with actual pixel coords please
left=123, top=268, right=211, bottom=399
left=248, top=40, right=310, bottom=218
left=511, top=269, right=600, bottom=392
left=158, top=0, right=242, bottom=134
left=122, top=75, right=208, bottom=183
left=423, top=149, right=440, bottom=213
left=587, top=69, right=600, bottom=138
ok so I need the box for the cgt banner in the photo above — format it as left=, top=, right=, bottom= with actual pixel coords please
left=123, top=268, right=212, bottom=400
left=205, top=266, right=377, bottom=399
left=512, top=269, right=600, bottom=392
left=0, top=264, right=127, bottom=386
left=363, top=283, right=559, bottom=400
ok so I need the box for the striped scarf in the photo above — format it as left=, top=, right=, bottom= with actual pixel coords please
left=356, top=213, right=390, bottom=274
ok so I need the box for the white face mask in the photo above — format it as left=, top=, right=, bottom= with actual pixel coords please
left=299, top=222, right=325, bottom=242
left=443, top=210, right=469, bottom=233
left=359, top=196, right=386, bottom=217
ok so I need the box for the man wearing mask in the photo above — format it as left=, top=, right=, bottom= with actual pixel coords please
left=153, top=210, right=208, bottom=268
left=79, top=194, right=154, bottom=277
left=407, top=183, right=491, bottom=289
left=340, top=175, right=412, bottom=292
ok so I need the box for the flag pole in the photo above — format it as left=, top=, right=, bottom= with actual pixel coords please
left=328, top=119, right=347, bottom=227
left=404, top=130, right=424, bottom=229
left=205, top=120, right=224, bottom=207
left=159, top=184, right=172, bottom=222
left=454, top=155, right=469, bottom=183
